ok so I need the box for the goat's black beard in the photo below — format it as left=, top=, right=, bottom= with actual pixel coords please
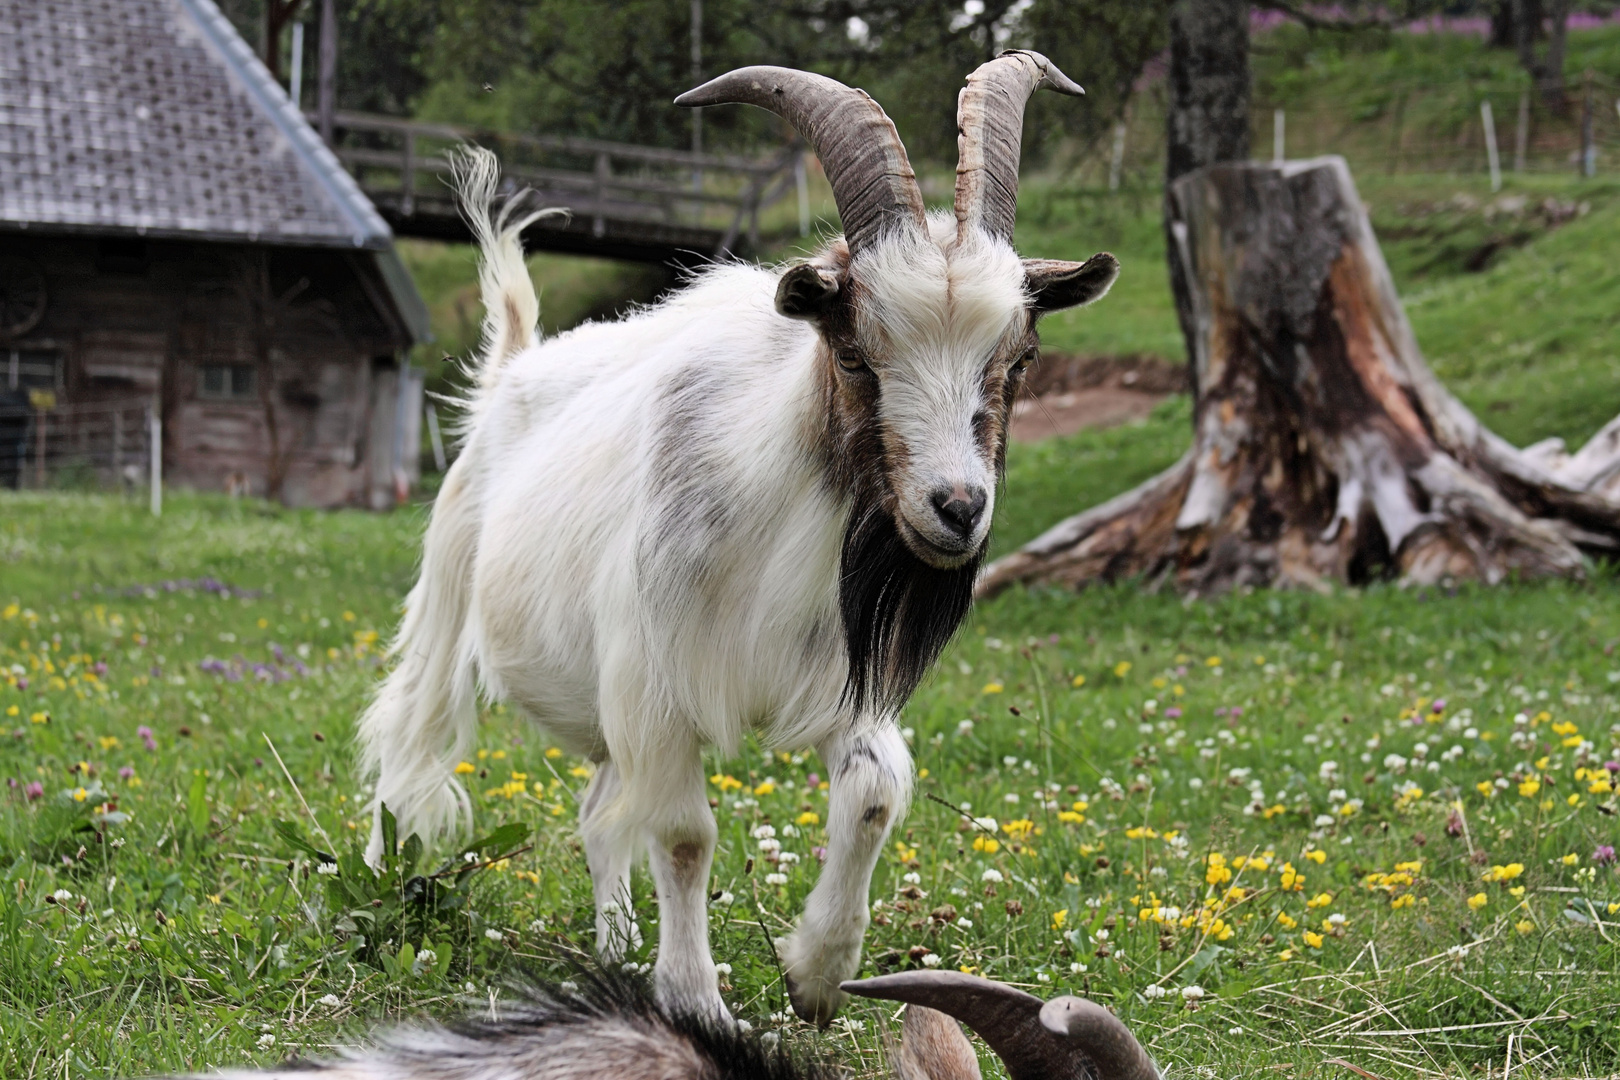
left=839, top=501, right=982, bottom=716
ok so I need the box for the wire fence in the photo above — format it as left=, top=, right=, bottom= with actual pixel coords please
left=1090, top=70, right=1620, bottom=190
left=0, top=395, right=161, bottom=510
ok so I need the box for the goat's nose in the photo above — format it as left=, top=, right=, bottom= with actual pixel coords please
left=930, top=484, right=988, bottom=538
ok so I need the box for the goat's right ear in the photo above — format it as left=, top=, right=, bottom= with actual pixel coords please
left=897, top=1005, right=982, bottom=1080
left=775, top=262, right=842, bottom=320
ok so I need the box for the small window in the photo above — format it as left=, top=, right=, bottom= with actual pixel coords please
left=199, top=364, right=257, bottom=401
left=7, top=349, right=62, bottom=391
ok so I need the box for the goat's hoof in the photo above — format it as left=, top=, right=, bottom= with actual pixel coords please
left=783, top=971, right=847, bottom=1028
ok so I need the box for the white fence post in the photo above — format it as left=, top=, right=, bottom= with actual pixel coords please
left=1107, top=121, right=1126, bottom=191
left=148, top=402, right=162, bottom=517
left=1481, top=100, right=1502, bottom=192
left=425, top=402, right=447, bottom=473
left=1273, top=108, right=1285, bottom=164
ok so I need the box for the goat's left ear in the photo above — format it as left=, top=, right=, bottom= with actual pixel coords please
left=776, top=262, right=843, bottom=321
left=1024, top=252, right=1119, bottom=314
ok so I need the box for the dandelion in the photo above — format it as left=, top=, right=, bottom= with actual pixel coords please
left=1467, top=893, right=1488, bottom=911
left=795, top=811, right=819, bottom=826
left=454, top=761, right=475, bottom=775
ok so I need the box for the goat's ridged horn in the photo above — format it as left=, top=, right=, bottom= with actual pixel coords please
left=842, top=972, right=1158, bottom=1080
left=1040, top=996, right=1161, bottom=1080
left=676, top=67, right=927, bottom=255
left=954, top=49, right=1084, bottom=244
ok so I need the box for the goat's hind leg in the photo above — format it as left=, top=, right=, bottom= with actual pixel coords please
left=579, top=760, right=642, bottom=960
left=781, top=722, right=911, bottom=1025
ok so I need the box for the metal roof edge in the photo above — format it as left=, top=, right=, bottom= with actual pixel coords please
left=173, top=0, right=394, bottom=250
left=370, top=249, right=433, bottom=346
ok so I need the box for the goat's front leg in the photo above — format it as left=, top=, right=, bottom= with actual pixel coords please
left=781, top=721, right=911, bottom=1026
left=638, top=746, right=725, bottom=1019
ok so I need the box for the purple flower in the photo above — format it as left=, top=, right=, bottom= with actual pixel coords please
left=118, top=766, right=135, bottom=780
left=1175, top=665, right=1188, bottom=677
left=1047, top=634, right=1060, bottom=644
left=812, top=846, right=828, bottom=864
left=24, top=781, right=43, bottom=801
left=15, top=678, right=25, bottom=691
left=1165, top=707, right=1183, bottom=719
left=807, top=772, right=820, bottom=788
left=92, top=661, right=107, bottom=677
left=1431, top=699, right=1446, bottom=714
left=136, top=726, right=152, bottom=738
left=1215, top=707, right=1228, bottom=717
left=1229, top=707, right=1244, bottom=718
left=1606, top=761, right=1620, bottom=775
left=1594, top=845, right=1616, bottom=865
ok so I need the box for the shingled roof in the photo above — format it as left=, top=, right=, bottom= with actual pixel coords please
left=0, top=0, right=393, bottom=250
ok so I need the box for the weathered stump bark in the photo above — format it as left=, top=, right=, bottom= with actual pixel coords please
left=980, top=157, right=1620, bottom=597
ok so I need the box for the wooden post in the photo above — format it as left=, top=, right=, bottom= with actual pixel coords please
left=317, top=0, right=337, bottom=144
left=1513, top=91, right=1530, bottom=172
left=979, top=156, right=1620, bottom=596
left=1108, top=121, right=1126, bottom=190
left=1272, top=108, right=1285, bottom=164
left=425, top=402, right=446, bottom=473
left=1581, top=69, right=1596, bottom=177
left=401, top=129, right=416, bottom=217
left=593, top=152, right=609, bottom=237
left=148, top=402, right=162, bottom=518
left=1482, top=100, right=1502, bottom=191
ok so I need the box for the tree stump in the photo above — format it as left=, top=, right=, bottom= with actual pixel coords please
left=980, top=157, right=1620, bottom=597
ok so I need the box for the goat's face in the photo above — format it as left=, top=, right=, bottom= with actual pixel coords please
left=782, top=223, right=1119, bottom=571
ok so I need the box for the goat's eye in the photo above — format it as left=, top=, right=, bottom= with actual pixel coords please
left=1010, top=348, right=1037, bottom=374
left=837, top=352, right=869, bottom=373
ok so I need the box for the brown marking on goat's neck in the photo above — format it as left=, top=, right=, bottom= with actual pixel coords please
left=978, top=321, right=1038, bottom=478
left=808, top=269, right=895, bottom=519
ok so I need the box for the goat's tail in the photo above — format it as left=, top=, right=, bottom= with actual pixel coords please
left=450, top=145, right=554, bottom=390
left=358, top=460, right=483, bottom=865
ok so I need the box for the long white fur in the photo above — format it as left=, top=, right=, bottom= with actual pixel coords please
left=359, top=150, right=1034, bottom=1022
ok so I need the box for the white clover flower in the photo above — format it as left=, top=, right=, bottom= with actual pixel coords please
left=1314, top=814, right=1335, bottom=826
left=1092, top=928, right=1109, bottom=942
left=955, top=917, right=974, bottom=929
left=956, top=720, right=975, bottom=737
left=777, top=851, right=800, bottom=865
left=318, top=993, right=341, bottom=1008
left=529, top=918, right=547, bottom=932
left=1328, top=787, right=1347, bottom=802
left=921, top=953, right=942, bottom=968
left=981, top=869, right=1004, bottom=883
left=901, top=727, right=915, bottom=741
left=1003, top=793, right=1020, bottom=804
left=1383, top=754, right=1408, bottom=773
left=1150, top=866, right=1168, bottom=878
left=1181, top=985, right=1205, bottom=1001
left=715, top=963, right=732, bottom=977
left=1188, top=778, right=1204, bottom=789
left=484, top=928, right=504, bottom=942
left=751, top=824, right=777, bottom=840
left=715, top=891, right=735, bottom=906
left=1327, top=913, right=1347, bottom=926
left=1003, top=755, right=1019, bottom=767
left=757, top=838, right=782, bottom=854
left=463, top=851, right=479, bottom=864
left=1317, top=760, right=1339, bottom=779
left=1228, top=1026, right=1244, bottom=1035
left=1464, top=727, right=1480, bottom=740
left=52, top=889, right=73, bottom=903
left=1036, top=972, right=1050, bottom=983
left=765, top=872, right=788, bottom=886
left=316, top=862, right=339, bottom=876
left=903, top=871, right=922, bottom=885
left=1142, top=985, right=1168, bottom=999
left=781, top=824, right=799, bottom=838
left=1412, top=742, right=1429, bottom=759
left=1070, top=962, right=1086, bottom=974
left=257, top=1033, right=276, bottom=1047
left=974, top=817, right=999, bottom=833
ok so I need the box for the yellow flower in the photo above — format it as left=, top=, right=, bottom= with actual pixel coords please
left=1277, top=912, right=1298, bottom=929
left=1467, top=893, right=1488, bottom=911
left=918, top=768, right=929, bottom=779
left=982, top=682, right=1004, bottom=694
left=1205, top=656, right=1221, bottom=667
left=1482, top=863, right=1524, bottom=882
left=545, top=747, right=563, bottom=759
left=570, top=765, right=593, bottom=780
left=1517, top=778, right=1540, bottom=797
left=1305, top=849, right=1327, bottom=865
left=1590, top=777, right=1613, bottom=794
left=1253, top=655, right=1265, bottom=665
left=1125, top=826, right=1159, bottom=840
left=1551, top=720, right=1578, bottom=736
left=491, top=750, right=507, bottom=760
left=1306, top=892, right=1333, bottom=909
left=3, top=705, right=14, bottom=717
left=1262, top=804, right=1286, bottom=819
left=342, top=611, right=356, bottom=622
left=1058, top=810, right=1085, bottom=824
left=1051, top=909, right=1067, bottom=930
left=1394, top=860, right=1423, bottom=873
left=207, top=894, right=222, bottom=904
left=71, top=787, right=87, bottom=802
left=1071, top=674, right=1086, bottom=688
left=477, top=749, right=489, bottom=760
left=1303, top=931, right=1324, bottom=948
left=1113, top=661, right=1132, bottom=678
left=1476, top=781, right=1495, bottom=798
left=1279, top=864, right=1304, bottom=891
left=972, top=836, right=1000, bottom=854
left=1560, top=853, right=1579, bottom=866
left=796, top=811, right=820, bottom=826
left=1391, top=894, right=1415, bottom=910
left=454, top=761, right=475, bottom=775
left=97, top=735, right=119, bottom=751
left=1514, top=919, right=1535, bottom=935
left=1278, top=948, right=1296, bottom=961
left=1568, top=793, right=1582, bottom=807
left=1509, top=885, right=1525, bottom=897
left=29, top=711, right=47, bottom=725
left=710, top=774, right=743, bottom=792
left=752, top=780, right=775, bottom=795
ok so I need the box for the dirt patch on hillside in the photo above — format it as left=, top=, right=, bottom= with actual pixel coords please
left=1011, top=353, right=1186, bottom=442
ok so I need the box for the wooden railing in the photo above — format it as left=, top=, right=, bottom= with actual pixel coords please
left=320, top=111, right=808, bottom=257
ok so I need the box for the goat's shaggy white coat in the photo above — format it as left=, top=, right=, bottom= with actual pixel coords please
left=360, top=161, right=1041, bottom=1020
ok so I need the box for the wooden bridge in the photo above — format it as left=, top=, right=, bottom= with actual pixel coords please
left=321, top=112, right=810, bottom=265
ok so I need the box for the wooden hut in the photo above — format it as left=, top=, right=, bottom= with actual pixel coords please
left=0, top=0, right=431, bottom=508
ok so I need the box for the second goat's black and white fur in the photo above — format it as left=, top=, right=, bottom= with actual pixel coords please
left=357, top=51, right=1119, bottom=1025
left=195, top=969, right=1160, bottom=1080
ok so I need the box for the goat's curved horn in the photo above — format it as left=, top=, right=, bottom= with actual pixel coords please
left=676, top=67, right=927, bottom=255
left=954, top=49, right=1084, bottom=245
left=842, top=972, right=1158, bottom=1080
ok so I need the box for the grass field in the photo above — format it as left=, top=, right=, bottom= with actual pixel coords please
left=9, top=27, right=1620, bottom=1078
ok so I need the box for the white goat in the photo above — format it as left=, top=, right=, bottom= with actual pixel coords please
left=358, top=51, right=1119, bottom=1025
